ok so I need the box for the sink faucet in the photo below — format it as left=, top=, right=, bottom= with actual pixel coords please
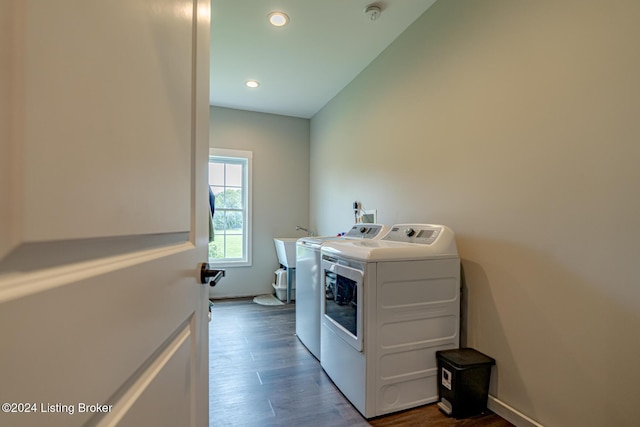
left=296, top=226, right=315, bottom=236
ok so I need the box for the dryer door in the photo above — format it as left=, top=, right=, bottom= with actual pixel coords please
left=322, top=258, right=365, bottom=352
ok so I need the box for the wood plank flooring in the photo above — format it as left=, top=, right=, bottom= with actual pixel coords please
left=209, top=299, right=514, bottom=427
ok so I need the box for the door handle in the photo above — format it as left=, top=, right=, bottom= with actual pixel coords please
left=200, top=263, right=225, bottom=287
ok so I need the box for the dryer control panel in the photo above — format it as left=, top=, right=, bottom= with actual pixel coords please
left=382, top=224, right=442, bottom=245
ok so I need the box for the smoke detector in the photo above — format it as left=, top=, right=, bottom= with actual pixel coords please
left=364, top=4, right=382, bottom=21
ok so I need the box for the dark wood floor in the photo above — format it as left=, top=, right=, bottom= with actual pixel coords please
left=209, top=299, right=513, bottom=427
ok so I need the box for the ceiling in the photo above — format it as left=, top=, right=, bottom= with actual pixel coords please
left=209, top=0, right=437, bottom=119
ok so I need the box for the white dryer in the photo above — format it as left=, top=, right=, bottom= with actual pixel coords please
left=295, top=224, right=388, bottom=360
left=319, top=224, right=460, bottom=418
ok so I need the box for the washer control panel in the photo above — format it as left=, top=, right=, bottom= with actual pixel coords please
left=344, top=224, right=386, bottom=239
left=382, top=224, right=442, bottom=245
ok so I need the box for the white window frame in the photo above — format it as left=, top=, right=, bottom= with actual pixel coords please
left=209, top=148, right=252, bottom=267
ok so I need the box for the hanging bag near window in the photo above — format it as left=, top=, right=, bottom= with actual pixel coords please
left=209, top=187, right=215, bottom=242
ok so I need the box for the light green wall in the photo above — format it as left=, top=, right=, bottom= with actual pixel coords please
left=209, top=106, right=310, bottom=298
left=310, top=1, right=640, bottom=426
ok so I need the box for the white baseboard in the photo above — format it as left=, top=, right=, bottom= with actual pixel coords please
left=488, top=395, right=544, bottom=427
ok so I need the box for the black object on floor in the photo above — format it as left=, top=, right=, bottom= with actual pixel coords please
left=436, top=348, right=496, bottom=419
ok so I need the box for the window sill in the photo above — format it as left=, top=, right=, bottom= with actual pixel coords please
left=208, top=260, right=252, bottom=268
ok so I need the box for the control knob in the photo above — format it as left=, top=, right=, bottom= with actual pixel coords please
left=404, top=228, right=416, bottom=237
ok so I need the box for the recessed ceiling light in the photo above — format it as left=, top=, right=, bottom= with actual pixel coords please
left=245, top=80, right=260, bottom=88
left=268, top=11, right=289, bottom=27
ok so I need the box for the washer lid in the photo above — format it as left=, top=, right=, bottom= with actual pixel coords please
left=297, top=235, right=343, bottom=248
left=321, top=224, right=458, bottom=262
left=297, top=224, right=390, bottom=248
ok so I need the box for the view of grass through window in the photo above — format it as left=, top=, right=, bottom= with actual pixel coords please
left=209, top=158, right=247, bottom=262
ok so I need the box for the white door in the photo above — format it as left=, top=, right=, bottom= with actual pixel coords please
left=0, top=1, right=210, bottom=426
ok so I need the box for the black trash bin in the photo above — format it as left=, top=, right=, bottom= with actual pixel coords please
left=435, top=348, right=495, bottom=418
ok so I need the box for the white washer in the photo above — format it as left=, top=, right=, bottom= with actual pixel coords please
left=295, top=224, right=389, bottom=360
left=319, top=224, right=460, bottom=418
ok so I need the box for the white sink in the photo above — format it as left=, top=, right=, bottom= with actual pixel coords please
left=274, top=237, right=298, bottom=268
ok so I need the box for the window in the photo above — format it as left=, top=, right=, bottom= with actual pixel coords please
left=209, top=148, right=252, bottom=266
